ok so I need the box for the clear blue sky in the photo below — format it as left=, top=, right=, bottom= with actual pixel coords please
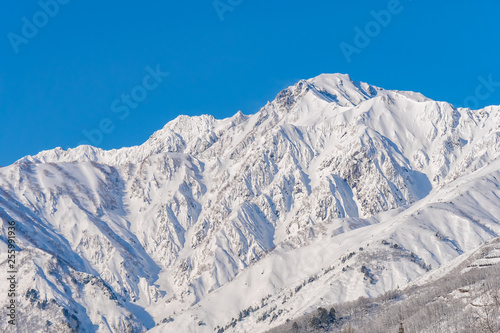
left=1, top=0, right=499, bottom=166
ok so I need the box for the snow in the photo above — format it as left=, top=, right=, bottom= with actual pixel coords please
left=1, top=73, right=500, bottom=332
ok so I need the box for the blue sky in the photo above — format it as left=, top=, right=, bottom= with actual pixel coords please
left=1, top=0, right=499, bottom=166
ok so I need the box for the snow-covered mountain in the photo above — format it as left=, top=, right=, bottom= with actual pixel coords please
left=1, top=73, right=500, bottom=332
left=269, top=236, right=500, bottom=332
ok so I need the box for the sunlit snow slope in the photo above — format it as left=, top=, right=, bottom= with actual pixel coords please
left=1, top=74, right=500, bottom=332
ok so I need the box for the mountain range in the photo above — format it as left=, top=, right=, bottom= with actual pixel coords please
left=1, top=73, right=500, bottom=332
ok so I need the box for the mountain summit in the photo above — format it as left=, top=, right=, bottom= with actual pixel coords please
left=1, top=74, right=500, bottom=332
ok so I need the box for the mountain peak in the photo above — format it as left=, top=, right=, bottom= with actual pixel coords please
left=3, top=73, right=500, bottom=332
left=11, top=74, right=474, bottom=167
left=308, top=73, right=380, bottom=104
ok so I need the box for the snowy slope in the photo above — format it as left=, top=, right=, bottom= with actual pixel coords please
left=1, top=73, right=500, bottom=332
left=268, top=236, right=500, bottom=333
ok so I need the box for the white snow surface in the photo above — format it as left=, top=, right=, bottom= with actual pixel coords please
left=1, top=73, right=500, bottom=332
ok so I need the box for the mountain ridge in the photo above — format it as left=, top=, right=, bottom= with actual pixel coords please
left=1, top=73, right=500, bottom=332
